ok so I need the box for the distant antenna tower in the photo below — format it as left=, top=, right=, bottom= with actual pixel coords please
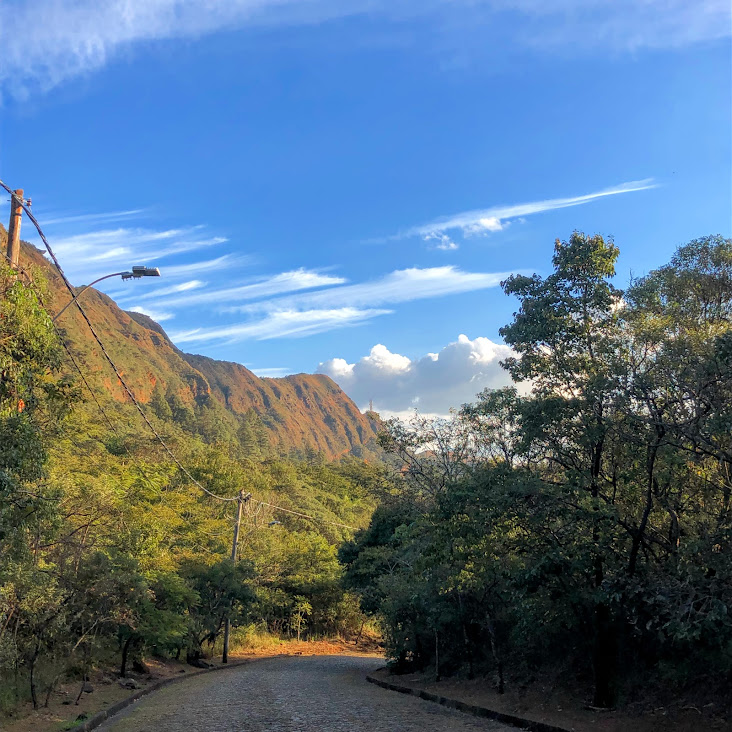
left=369, top=399, right=373, bottom=412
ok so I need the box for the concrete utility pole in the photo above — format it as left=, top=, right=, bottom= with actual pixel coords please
left=222, top=490, right=250, bottom=664
left=6, top=189, right=23, bottom=268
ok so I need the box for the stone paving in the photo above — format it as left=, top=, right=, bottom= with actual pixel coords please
left=99, top=655, right=514, bottom=731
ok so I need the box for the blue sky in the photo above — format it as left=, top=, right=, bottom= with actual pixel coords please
left=1, top=1, right=730, bottom=416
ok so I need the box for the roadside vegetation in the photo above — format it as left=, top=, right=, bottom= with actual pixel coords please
left=0, top=258, right=385, bottom=718
left=2, top=231, right=730, bottom=725
left=342, top=233, right=732, bottom=711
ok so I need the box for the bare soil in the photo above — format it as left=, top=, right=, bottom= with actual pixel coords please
left=2, top=638, right=381, bottom=732
left=372, top=667, right=732, bottom=732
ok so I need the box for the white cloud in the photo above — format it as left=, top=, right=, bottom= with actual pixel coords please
left=161, top=254, right=248, bottom=279
left=250, top=367, right=294, bottom=378
left=231, top=265, right=514, bottom=314
left=41, top=209, right=147, bottom=226
left=405, top=179, right=657, bottom=240
left=150, top=269, right=347, bottom=309
left=127, top=305, right=174, bottom=322
left=464, top=216, right=505, bottom=235
left=168, top=307, right=392, bottom=345
left=510, top=0, right=730, bottom=53
left=29, top=224, right=229, bottom=285
left=318, top=334, right=515, bottom=415
left=0, top=0, right=373, bottom=97
left=424, top=233, right=459, bottom=251
left=1, top=2, right=727, bottom=97
left=127, top=279, right=207, bottom=301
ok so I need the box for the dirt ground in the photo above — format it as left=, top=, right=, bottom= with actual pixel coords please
left=372, top=667, right=732, bottom=732
left=2, top=638, right=381, bottom=732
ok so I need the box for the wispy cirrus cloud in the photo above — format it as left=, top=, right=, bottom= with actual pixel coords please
left=125, top=279, right=207, bottom=302
left=164, top=265, right=514, bottom=345
left=228, top=265, right=514, bottom=315
left=1, top=1, right=727, bottom=98
left=41, top=209, right=147, bottom=227
left=143, top=269, right=347, bottom=310
left=250, top=366, right=294, bottom=378
left=169, top=307, right=392, bottom=344
left=135, top=265, right=514, bottom=345
left=49, top=226, right=227, bottom=259
left=424, top=233, right=459, bottom=251
left=127, top=305, right=175, bottom=322
left=161, top=254, right=249, bottom=279
left=404, top=179, right=657, bottom=241
left=105, top=255, right=248, bottom=301
left=32, top=224, right=230, bottom=284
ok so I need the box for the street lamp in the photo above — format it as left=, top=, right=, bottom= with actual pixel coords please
left=52, top=266, right=161, bottom=323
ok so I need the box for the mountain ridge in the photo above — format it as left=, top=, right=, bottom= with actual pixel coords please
left=10, top=233, right=382, bottom=460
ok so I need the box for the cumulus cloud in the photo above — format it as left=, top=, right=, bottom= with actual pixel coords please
left=317, top=334, right=515, bottom=415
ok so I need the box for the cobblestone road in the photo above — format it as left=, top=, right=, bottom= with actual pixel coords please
left=99, top=655, right=514, bottom=732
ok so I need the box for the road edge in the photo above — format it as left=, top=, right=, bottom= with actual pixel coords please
left=71, top=656, right=274, bottom=731
left=366, top=672, right=572, bottom=732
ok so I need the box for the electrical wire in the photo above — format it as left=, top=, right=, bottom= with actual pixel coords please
left=2, top=181, right=360, bottom=532
left=1, top=248, right=165, bottom=500
left=0, top=181, right=237, bottom=504
left=258, top=501, right=357, bottom=530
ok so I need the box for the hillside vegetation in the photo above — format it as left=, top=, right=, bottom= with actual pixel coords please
left=0, top=237, right=388, bottom=717
left=1, top=229, right=730, bottom=727
left=342, top=233, right=732, bottom=715
left=10, top=233, right=382, bottom=462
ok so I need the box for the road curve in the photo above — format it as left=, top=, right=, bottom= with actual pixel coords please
left=99, top=655, right=513, bottom=731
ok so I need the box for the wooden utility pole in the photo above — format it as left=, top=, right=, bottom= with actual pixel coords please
left=6, top=189, right=23, bottom=268
left=222, top=490, right=249, bottom=664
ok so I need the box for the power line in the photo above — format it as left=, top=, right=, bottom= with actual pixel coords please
left=1, top=248, right=164, bottom=498
left=258, top=501, right=357, bottom=530
left=0, top=180, right=237, bottom=504
left=1, top=248, right=116, bottom=433
left=2, top=181, right=361, bottom=532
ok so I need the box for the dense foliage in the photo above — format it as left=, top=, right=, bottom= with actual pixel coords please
left=3, top=232, right=730, bottom=716
left=0, top=259, right=385, bottom=713
left=341, top=234, right=732, bottom=707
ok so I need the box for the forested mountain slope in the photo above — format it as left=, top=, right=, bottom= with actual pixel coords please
left=13, top=235, right=381, bottom=460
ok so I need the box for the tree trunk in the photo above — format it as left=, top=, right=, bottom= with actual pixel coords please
left=354, top=619, right=365, bottom=646
left=44, top=670, right=63, bottom=707
left=75, top=675, right=86, bottom=705
left=486, top=617, right=504, bottom=694
left=434, top=629, right=440, bottom=682
left=29, top=647, right=39, bottom=710
left=592, top=602, right=616, bottom=708
left=120, top=635, right=133, bottom=678
left=628, top=435, right=662, bottom=577
left=589, top=432, right=615, bottom=708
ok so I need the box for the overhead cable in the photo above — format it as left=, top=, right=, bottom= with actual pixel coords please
left=0, top=181, right=237, bottom=504
left=1, top=181, right=360, bottom=531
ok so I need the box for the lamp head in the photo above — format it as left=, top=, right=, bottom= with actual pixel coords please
left=122, top=266, right=161, bottom=280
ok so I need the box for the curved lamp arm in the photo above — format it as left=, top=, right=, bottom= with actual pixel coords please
left=52, top=266, right=160, bottom=323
